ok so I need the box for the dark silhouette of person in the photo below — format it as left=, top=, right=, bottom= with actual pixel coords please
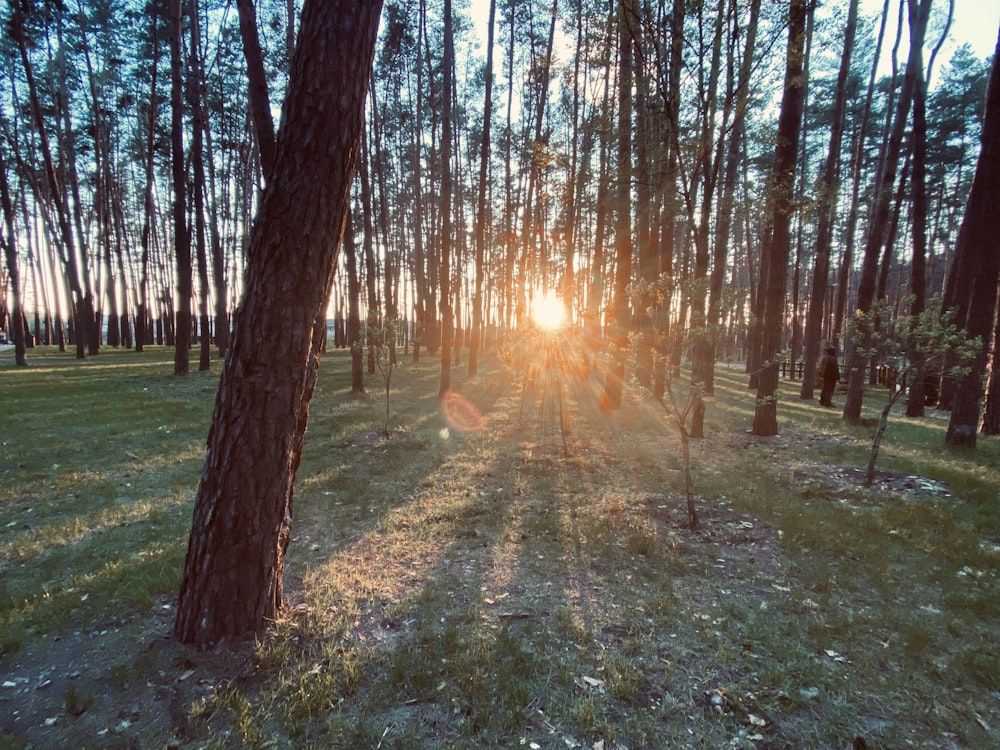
left=819, top=345, right=840, bottom=407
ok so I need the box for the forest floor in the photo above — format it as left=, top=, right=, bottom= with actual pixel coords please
left=1, top=343, right=999, bottom=749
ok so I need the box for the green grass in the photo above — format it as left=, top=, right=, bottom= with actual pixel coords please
left=1, top=344, right=998, bottom=748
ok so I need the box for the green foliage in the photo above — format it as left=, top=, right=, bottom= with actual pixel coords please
left=848, top=295, right=980, bottom=380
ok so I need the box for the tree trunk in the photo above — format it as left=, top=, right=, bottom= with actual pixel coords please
left=189, top=0, right=213, bottom=372
left=136, top=12, right=160, bottom=353
left=345, top=211, right=365, bottom=394
left=843, top=0, right=931, bottom=422
left=170, top=0, right=192, bottom=376
left=360, top=129, right=380, bottom=376
left=905, top=59, right=930, bottom=416
left=10, top=2, right=87, bottom=360
left=981, top=303, right=1000, bottom=434
left=469, top=0, right=496, bottom=378
left=945, top=29, right=1000, bottom=447
left=0, top=151, right=28, bottom=366
left=751, top=0, right=808, bottom=436
left=707, top=0, right=761, bottom=395
left=174, top=0, right=383, bottom=646
left=438, top=0, right=455, bottom=399
left=236, top=0, right=277, bottom=181
left=604, top=0, right=633, bottom=410
left=801, top=0, right=857, bottom=401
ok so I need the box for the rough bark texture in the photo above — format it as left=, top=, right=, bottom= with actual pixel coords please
left=751, top=0, right=808, bottom=436
left=174, top=0, right=383, bottom=646
left=945, top=29, right=1000, bottom=447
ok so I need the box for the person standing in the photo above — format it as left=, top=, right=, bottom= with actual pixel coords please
left=819, top=344, right=840, bottom=407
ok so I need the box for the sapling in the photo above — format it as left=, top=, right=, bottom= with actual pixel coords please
left=849, top=297, right=979, bottom=486
left=369, top=318, right=399, bottom=437
left=630, top=275, right=704, bottom=529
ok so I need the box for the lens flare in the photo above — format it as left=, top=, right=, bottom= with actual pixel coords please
left=441, top=390, right=484, bottom=433
left=530, top=291, right=567, bottom=331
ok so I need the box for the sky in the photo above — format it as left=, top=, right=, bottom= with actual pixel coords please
left=950, top=0, right=1000, bottom=57
left=465, top=0, right=1000, bottom=76
left=869, top=0, right=1000, bottom=81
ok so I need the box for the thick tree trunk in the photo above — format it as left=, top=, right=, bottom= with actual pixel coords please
left=174, top=0, right=383, bottom=646
left=751, top=0, right=808, bottom=436
left=945, top=29, right=1000, bottom=447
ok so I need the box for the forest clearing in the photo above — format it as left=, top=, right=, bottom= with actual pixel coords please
left=1, top=345, right=998, bottom=749
left=3, top=0, right=1000, bottom=746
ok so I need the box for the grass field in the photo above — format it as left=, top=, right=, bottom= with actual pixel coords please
left=1, top=342, right=998, bottom=749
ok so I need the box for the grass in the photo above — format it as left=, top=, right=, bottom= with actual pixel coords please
left=1, top=342, right=999, bottom=748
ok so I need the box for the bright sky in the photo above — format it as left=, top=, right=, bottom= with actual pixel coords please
left=866, top=0, right=1000, bottom=84
left=466, top=0, right=1000, bottom=74
left=947, top=0, right=1000, bottom=60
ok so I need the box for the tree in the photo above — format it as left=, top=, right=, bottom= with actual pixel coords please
left=944, top=27, right=1000, bottom=448
left=800, top=0, right=858, bottom=402
left=438, top=0, right=455, bottom=399
left=468, top=0, right=496, bottom=378
left=169, top=0, right=192, bottom=376
left=750, top=0, right=809, bottom=436
left=603, top=0, right=634, bottom=410
left=0, top=149, right=28, bottom=366
left=236, top=0, right=276, bottom=180
left=344, top=211, right=365, bottom=395
left=174, top=0, right=384, bottom=646
left=848, top=299, right=978, bottom=485
left=842, top=0, right=933, bottom=422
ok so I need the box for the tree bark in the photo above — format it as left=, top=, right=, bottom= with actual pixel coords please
left=236, top=0, right=277, bottom=181
left=10, top=2, right=87, bottom=360
left=800, top=0, right=857, bottom=401
left=345, top=211, right=365, bottom=394
left=945, top=28, right=1000, bottom=447
left=0, top=151, right=28, bottom=366
left=438, top=0, right=455, bottom=399
left=469, top=0, right=496, bottom=378
left=174, top=0, right=383, bottom=646
left=604, top=0, right=634, bottom=410
left=170, top=0, right=192, bottom=376
left=843, top=0, right=931, bottom=422
left=751, top=0, right=808, bottom=436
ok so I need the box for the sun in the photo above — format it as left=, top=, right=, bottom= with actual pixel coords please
left=530, top=291, right=567, bottom=332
